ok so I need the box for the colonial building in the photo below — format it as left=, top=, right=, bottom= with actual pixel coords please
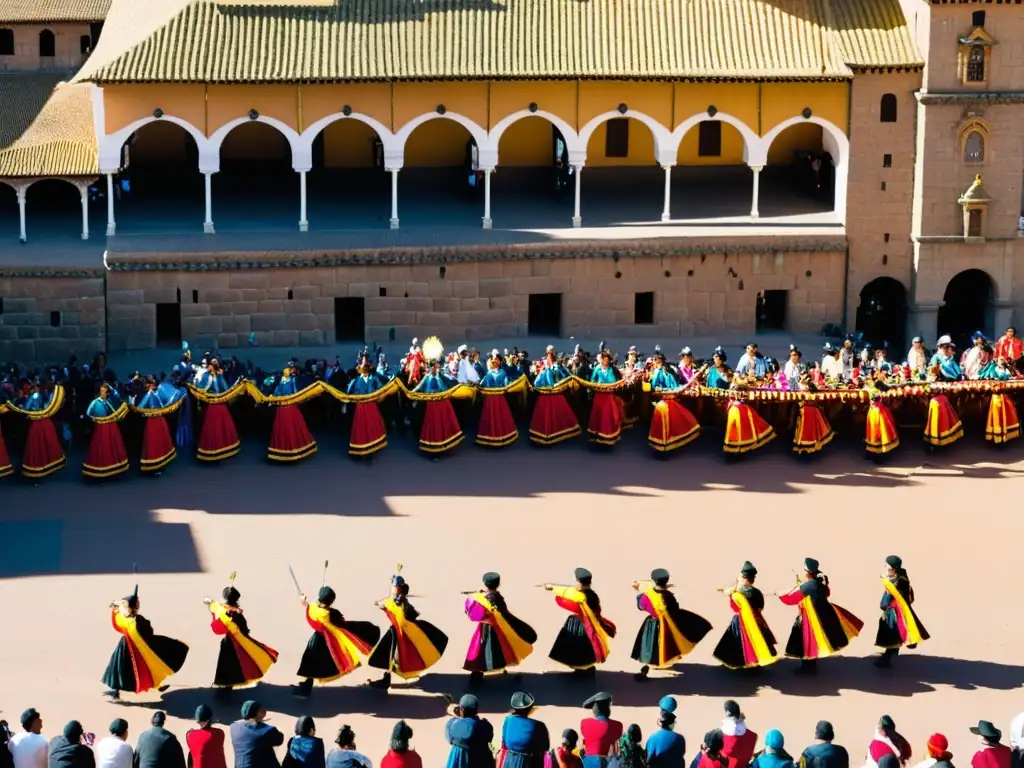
left=0, top=0, right=1015, bottom=362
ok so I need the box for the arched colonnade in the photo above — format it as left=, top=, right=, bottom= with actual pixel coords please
left=97, top=106, right=850, bottom=234
left=0, top=176, right=95, bottom=243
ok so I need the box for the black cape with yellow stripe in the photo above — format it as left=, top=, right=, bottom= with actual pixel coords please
left=630, top=586, right=713, bottom=668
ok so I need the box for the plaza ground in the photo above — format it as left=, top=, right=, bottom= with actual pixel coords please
left=0, top=426, right=1021, bottom=761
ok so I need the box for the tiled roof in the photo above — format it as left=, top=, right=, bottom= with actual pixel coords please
left=0, top=74, right=98, bottom=177
left=75, top=0, right=923, bottom=85
left=0, top=0, right=110, bottom=22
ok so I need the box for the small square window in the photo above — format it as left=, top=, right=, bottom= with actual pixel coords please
left=379, top=286, right=386, bottom=297
left=881, top=181, right=887, bottom=191
left=50, top=311, right=61, bottom=327
left=972, top=10, right=985, bottom=27
left=192, top=289, right=199, bottom=303
left=883, top=154, right=892, bottom=168
left=884, top=233, right=890, bottom=243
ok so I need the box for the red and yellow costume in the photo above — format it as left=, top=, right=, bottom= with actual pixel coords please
left=630, top=582, right=712, bottom=670
left=792, top=402, right=834, bottom=455
left=367, top=589, right=449, bottom=680
left=779, top=572, right=863, bottom=661
left=865, top=394, right=899, bottom=455
left=587, top=358, right=626, bottom=447
left=15, top=385, right=67, bottom=480
left=0, top=408, right=13, bottom=478
left=208, top=598, right=278, bottom=688
left=547, top=582, right=617, bottom=670
left=194, top=362, right=241, bottom=463
left=529, top=352, right=581, bottom=446
left=267, top=369, right=317, bottom=463
left=923, top=394, right=963, bottom=447
left=82, top=389, right=129, bottom=480
left=298, top=597, right=381, bottom=684
left=648, top=398, right=701, bottom=452
left=986, top=392, right=1021, bottom=444
left=463, top=586, right=537, bottom=673
left=712, top=585, right=778, bottom=670
left=134, top=383, right=180, bottom=474
left=723, top=400, right=775, bottom=454
left=102, top=591, right=189, bottom=696
left=476, top=361, right=520, bottom=448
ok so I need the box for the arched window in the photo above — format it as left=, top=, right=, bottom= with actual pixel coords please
left=879, top=93, right=898, bottom=123
left=967, top=46, right=985, bottom=82
left=39, top=29, right=55, bottom=57
left=964, top=131, right=984, bottom=163
left=0, top=28, right=13, bottom=55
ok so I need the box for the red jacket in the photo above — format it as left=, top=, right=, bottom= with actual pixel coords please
left=722, top=726, right=757, bottom=768
left=186, top=728, right=226, bottom=768
left=381, top=750, right=422, bottom=768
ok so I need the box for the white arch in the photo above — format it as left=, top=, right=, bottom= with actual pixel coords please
left=578, top=109, right=674, bottom=166
left=22, top=176, right=88, bottom=194
left=486, top=109, right=581, bottom=165
left=671, top=112, right=759, bottom=166
left=301, top=112, right=398, bottom=162
left=208, top=115, right=306, bottom=172
left=100, top=114, right=209, bottom=174
left=391, top=111, right=489, bottom=169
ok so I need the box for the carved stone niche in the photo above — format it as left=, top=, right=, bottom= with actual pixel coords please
left=958, top=174, right=991, bottom=241
left=958, top=26, right=994, bottom=88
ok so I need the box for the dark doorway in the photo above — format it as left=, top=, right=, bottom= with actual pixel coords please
left=155, top=302, right=182, bottom=346
left=634, top=292, right=654, bottom=324
left=755, top=290, right=787, bottom=332
left=334, top=297, right=365, bottom=342
left=937, top=268, right=994, bottom=350
left=528, top=293, right=562, bottom=336
left=856, top=277, right=907, bottom=352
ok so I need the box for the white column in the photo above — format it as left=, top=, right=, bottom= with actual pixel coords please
left=79, top=185, right=89, bottom=240
left=572, top=164, right=583, bottom=227
left=298, top=170, right=308, bottom=232
left=660, top=164, right=673, bottom=222
left=750, top=165, right=763, bottom=219
left=482, top=168, right=493, bottom=229
left=203, top=172, right=214, bottom=234
left=105, top=173, right=116, bottom=236
left=16, top=187, right=26, bottom=243
left=389, top=168, right=399, bottom=230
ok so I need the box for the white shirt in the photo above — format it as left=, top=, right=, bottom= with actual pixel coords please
left=821, top=355, right=843, bottom=378
left=1009, top=711, right=1024, bottom=749
left=96, top=736, right=133, bottom=768
left=8, top=732, right=48, bottom=768
left=457, top=358, right=480, bottom=384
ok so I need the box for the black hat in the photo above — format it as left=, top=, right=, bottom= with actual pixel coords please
left=740, top=561, right=757, bottom=578
left=510, top=691, right=535, bottom=711
left=125, top=584, right=139, bottom=609
left=391, top=721, right=413, bottom=742
left=195, top=705, right=213, bottom=723
left=804, top=557, right=820, bottom=573
left=885, top=555, right=902, bottom=569
left=109, top=719, right=129, bottom=737
left=574, top=567, right=592, bottom=585
left=814, top=721, right=835, bottom=741
left=222, top=586, right=241, bottom=606
left=483, top=572, right=501, bottom=589
left=650, top=568, right=670, bottom=586
left=458, top=694, right=479, bottom=710
left=970, top=721, right=1002, bottom=742
left=582, top=692, right=612, bottom=708
left=392, top=574, right=406, bottom=587
left=562, top=729, right=579, bottom=747
left=723, top=700, right=740, bottom=718
left=20, top=708, right=40, bottom=729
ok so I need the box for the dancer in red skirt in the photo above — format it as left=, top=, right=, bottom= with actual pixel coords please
left=986, top=391, right=1021, bottom=444
left=723, top=397, right=775, bottom=455
left=135, top=376, right=180, bottom=475
left=477, top=350, right=519, bottom=448
left=83, top=383, right=129, bottom=480
left=0, top=406, right=13, bottom=479
left=267, top=363, right=317, bottom=463
left=18, top=381, right=66, bottom=481
left=529, top=346, right=580, bottom=446
left=923, top=393, right=963, bottom=448
left=347, top=354, right=389, bottom=459
left=865, top=389, right=899, bottom=457
left=412, top=346, right=463, bottom=456
left=195, top=357, right=240, bottom=463
left=793, top=400, right=834, bottom=455
left=588, top=348, right=626, bottom=447
left=646, top=352, right=700, bottom=453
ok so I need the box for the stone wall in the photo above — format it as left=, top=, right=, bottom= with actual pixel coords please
left=0, top=22, right=93, bottom=71
left=0, top=272, right=106, bottom=363
left=104, top=238, right=848, bottom=351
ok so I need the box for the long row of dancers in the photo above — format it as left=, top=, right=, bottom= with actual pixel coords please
left=101, top=556, right=927, bottom=701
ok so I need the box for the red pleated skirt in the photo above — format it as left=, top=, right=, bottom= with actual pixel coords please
left=724, top=401, right=775, bottom=454
left=986, top=393, right=1021, bottom=444
left=648, top=399, right=700, bottom=452
left=350, top=401, right=388, bottom=456
left=141, top=416, right=176, bottom=473
left=419, top=399, right=463, bottom=454
left=793, top=403, right=834, bottom=455
left=529, top=393, right=580, bottom=446
left=268, top=404, right=317, bottom=462
left=0, top=419, right=12, bottom=478
left=197, top=403, right=240, bottom=462
left=22, top=418, right=66, bottom=479
left=477, top=394, right=519, bottom=448
left=83, top=422, right=129, bottom=479
left=587, top=392, right=625, bottom=446
left=923, top=394, right=963, bottom=447
left=865, top=401, right=899, bottom=454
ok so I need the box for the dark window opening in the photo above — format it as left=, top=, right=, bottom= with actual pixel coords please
left=528, top=293, right=562, bottom=336
left=968, top=209, right=983, bottom=237
left=967, top=46, right=985, bottom=82
left=80, top=35, right=91, bottom=54
left=156, top=303, right=182, bottom=346
left=287, top=289, right=294, bottom=300
left=379, top=286, right=387, bottom=297
left=334, top=297, right=365, bottom=342
left=0, top=297, right=4, bottom=314
left=698, top=121, right=722, bottom=157
left=49, top=311, right=61, bottom=328
left=756, top=290, right=787, bottom=332
left=439, top=266, right=446, bottom=278
left=883, top=233, right=890, bottom=243
left=881, top=181, right=887, bottom=191
left=634, top=292, right=654, bottom=325
left=972, top=10, right=985, bottom=27
left=879, top=94, right=898, bottom=123
left=192, top=289, right=199, bottom=304
left=883, top=154, right=892, bottom=168
left=0, top=29, right=13, bottom=56
left=39, top=29, right=55, bottom=57
left=176, top=288, right=182, bottom=304
left=605, top=119, right=629, bottom=158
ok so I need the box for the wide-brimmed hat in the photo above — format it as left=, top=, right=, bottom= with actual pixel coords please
left=970, top=721, right=1001, bottom=742
left=510, top=691, right=535, bottom=711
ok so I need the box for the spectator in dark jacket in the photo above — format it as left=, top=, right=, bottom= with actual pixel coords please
left=800, top=722, right=849, bottom=768
left=229, top=702, right=283, bottom=768
left=134, top=713, right=185, bottom=768
left=282, top=718, right=324, bottom=768
left=186, top=706, right=226, bottom=768
left=49, top=722, right=96, bottom=768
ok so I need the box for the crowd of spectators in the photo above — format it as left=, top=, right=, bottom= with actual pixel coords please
left=3, top=697, right=1022, bottom=768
